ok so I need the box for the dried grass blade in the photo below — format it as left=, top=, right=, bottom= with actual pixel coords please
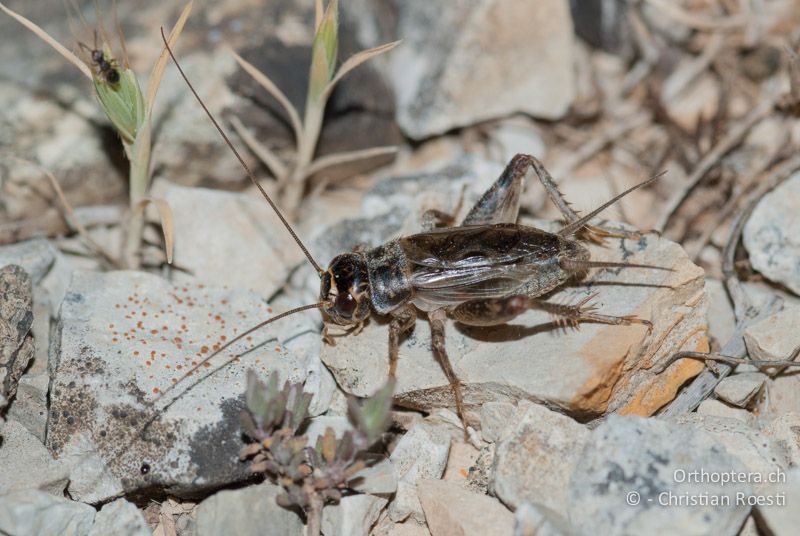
left=134, top=196, right=175, bottom=264
left=145, top=0, right=193, bottom=117
left=229, top=115, right=288, bottom=181
left=231, top=50, right=304, bottom=145
left=323, top=41, right=400, bottom=100
left=0, top=2, right=92, bottom=79
left=306, top=146, right=397, bottom=177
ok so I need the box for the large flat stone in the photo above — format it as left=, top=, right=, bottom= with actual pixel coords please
left=47, top=270, right=325, bottom=502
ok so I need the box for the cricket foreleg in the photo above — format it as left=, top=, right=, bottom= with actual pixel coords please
left=428, top=309, right=468, bottom=431
left=388, top=305, right=416, bottom=377
left=451, top=294, right=651, bottom=330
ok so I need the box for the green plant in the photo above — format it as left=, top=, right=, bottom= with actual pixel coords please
left=0, top=1, right=189, bottom=268
left=240, top=370, right=394, bottom=536
left=230, top=0, right=400, bottom=218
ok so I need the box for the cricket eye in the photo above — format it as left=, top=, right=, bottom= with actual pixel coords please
left=334, top=292, right=357, bottom=318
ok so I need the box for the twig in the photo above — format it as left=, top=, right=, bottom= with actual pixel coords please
left=655, top=99, right=774, bottom=233
left=642, top=0, right=749, bottom=31
left=653, top=348, right=800, bottom=375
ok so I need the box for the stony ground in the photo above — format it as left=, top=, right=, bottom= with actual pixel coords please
left=2, top=0, right=800, bottom=535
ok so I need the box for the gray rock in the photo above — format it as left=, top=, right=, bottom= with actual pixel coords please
left=151, top=180, right=305, bottom=298
left=743, top=306, right=800, bottom=369
left=714, top=373, right=765, bottom=407
left=47, top=270, right=324, bottom=502
left=195, top=483, right=304, bottom=536
left=0, top=238, right=56, bottom=285
left=568, top=415, right=751, bottom=536
left=388, top=423, right=451, bottom=523
left=348, top=459, right=398, bottom=495
left=705, top=278, right=736, bottom=349
left=88, top=499, right=149, bottom=536
left=760, top=413, right=800, bottom=468
left=669, top=414, right=785, bottom=490
left=390, top=0, right=575, bottom=139
left=0, top=419, right=68, bottom=495
left=696, top=399, right=754, bottom=424
left=743, top=171, right=800, bottom=295
left=755, top=467, right=800, bottom=536
left=479, top=401, right=517, bottom=443
left=513, top=503, right=573, bottom=536
left=0, top=265, right=34, bottom=404
left=417, top=479, right=514, bottom=536
left=0, top=490, right=95, bottom=536
left=321, top=493, right=388, bottom=536
left=491, top=403, right=588, bottom=517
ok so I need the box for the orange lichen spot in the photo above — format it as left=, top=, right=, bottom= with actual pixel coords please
left=114, top=304, right=121, bottom=309
left=150, top=350, right=156, bottom=358
left=275, top=346, right=281, bottom=352
left=137, top=321, right=144, bottom=329
left=112, top=338, right=119, bottom=343
left=133, top=351, right=140, bottom=356
left=171, top=378, right=178, bottom=384
left=161, top=353, right=166, bottom=357
left=162, top=325, right=168, bottom=331
left=198, top=284, right=205, bottom=289
left=174, top=337, right=183, bottom=343
left=267, top=307, right=273, bottom=313
left=214, top=315, right=222, bottom=321
left=130, top=310, right=137, bottom=316
left=182, top=287, right=188, bottom=292
left=176, top=364, right=182, bottom=370
left=181, top=316, right=187, bottom=321
left=181, top=324, right=187, bottom=332
left=201, top=345, right=210, bottom=354
left=150, top=329, right=159, bottom=335
left=127, top=296, right=133, bottom=302
left=146, top=360, right=151, bottom=366
left=246, top=336, right=252, bottom=342
left=108, top=323, right=114, bottom=329
left=220, top=335, right=227, bottom=341
left=203, top=362, right=211, bottom=368
left=191, top=361, right=198, bottom=366
left=458, top=468, right=469, bottom=478
left=176, top=344, right=183, bottom=350
left=187, top=301, right=195, bottom=308
left=221, top=299, right=228, bottom=305
left=177, top=299, right=184, bottom=305
left=212, top=344, right=221, bottom=352
left=165, top=364, right=171, bottom=369
left=142, top=311, right=148, bottom=317
left=152, top=387, right=160, bottom=394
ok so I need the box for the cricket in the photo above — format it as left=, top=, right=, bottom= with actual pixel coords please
left=145, top=31, right=671, bottom=433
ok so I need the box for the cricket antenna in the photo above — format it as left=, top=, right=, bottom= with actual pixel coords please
left=558, top=170, right=667, bottom=238
left=142, top=301, right=325, bottom=433
left=160, top=27, right=323, bottom=274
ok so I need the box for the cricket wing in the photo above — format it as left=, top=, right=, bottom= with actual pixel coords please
left=399, top=224, right=563, bottom=308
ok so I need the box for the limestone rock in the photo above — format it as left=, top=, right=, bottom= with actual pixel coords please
left=321, top=494, right=388, bottom=536
left=195, top=483, right=304, bottom=536
left=491, top=403, right=588, bottom=517
left=151, top=180, right=304, bottom=298
left=0, top=265, right=34, bottom=404
left=696, top=399, right=754, bottom=424
left=744, top=306, right=800, bottom=368
left=417, top=479, right=514, bottom=536
left=390, top=0, right=575, bottom=138
left=714, top=373, right=765, bottom=407
left=479, top=401, right=517, bottom=443
left=513, top=503, right=573, bottom=536
left=88, top=499, right=150, bottom=536
left=705, top=278, right=736, bottom=348
left=743, top=172, right=800, bottom=295
left=0, top=490, right=95, bottom=536
left=47, top=270, right=325, bottom=502
left=388, top=423, right=451, bottom=523
left=0, top=419, right=68, bottom=496
left=755, top=467, right=800, bottom=536
left=568, top=415, right=751, bottom=536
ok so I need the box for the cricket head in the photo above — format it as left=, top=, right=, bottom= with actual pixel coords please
left=320, top=253, right=371, bottom=325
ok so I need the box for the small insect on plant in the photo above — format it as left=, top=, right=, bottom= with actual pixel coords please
left=151, top=32, right=670, bottom=433
left=78, top=30, right=120, bottom=85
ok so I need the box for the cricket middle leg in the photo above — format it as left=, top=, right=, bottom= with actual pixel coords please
left=428, top=309, right=468, bottom=432
left=451, top=293, right=652, bottom=330
left=388, top=305, right=417, bottom=377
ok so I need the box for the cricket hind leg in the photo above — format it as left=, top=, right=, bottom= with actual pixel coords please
left=451, top=293, right=651, bottom=330
left=466, top=154, right=642, bottom=242
left=420, top=186, right=467, bottom=231
left=428, top=309, right=468, bottom=433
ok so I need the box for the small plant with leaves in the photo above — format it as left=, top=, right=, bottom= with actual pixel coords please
left=0, top=1, right=189, bottom=268
left=230, top=0, right=400, bottom=217
left=240, top=370, right=394, bottom=536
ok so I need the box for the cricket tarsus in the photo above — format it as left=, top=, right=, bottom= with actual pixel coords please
left=159, top=27, right=322, bottom=274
